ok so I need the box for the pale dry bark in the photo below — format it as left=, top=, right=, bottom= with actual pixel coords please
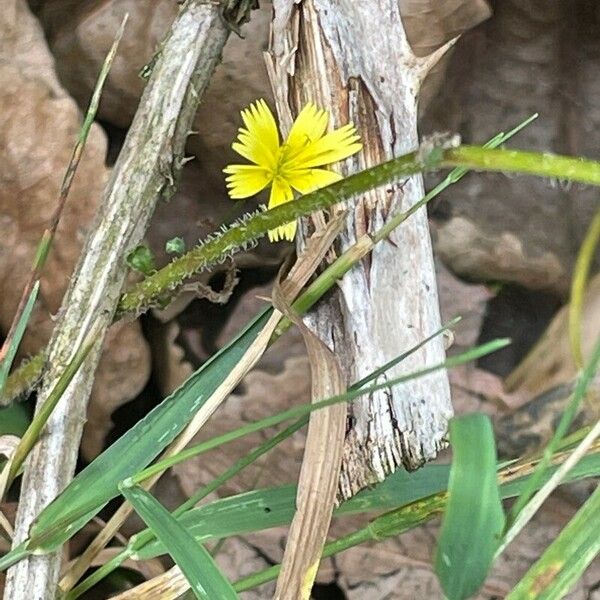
left=267, top=1, right=453, bottom=500
left=5, top=2, right=241, bottom=597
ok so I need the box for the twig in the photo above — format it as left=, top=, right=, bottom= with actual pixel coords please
left=4, top=2, right=242, bottom=598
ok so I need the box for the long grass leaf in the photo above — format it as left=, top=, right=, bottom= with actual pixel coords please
left=506, top=483, right=600, bottom=600
left=233, top=444, right=600, bottom=593
left=135, top=443, right=600, bottom=562
left=25, top=309, right=272, bottom=553
left=6, top=337, right=505, bottom=568
left=27, top=338, right=509, bottom=576
left=434, top=414, right=505, bottom=600
left=128, top=338, right=509, bottom=485
left=120, top=482, right=237, bottom=600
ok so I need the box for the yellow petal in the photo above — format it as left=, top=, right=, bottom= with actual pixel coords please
left=231, top=99, right=280, bottom=169
left=267, top=176, right=296, bottom=242
left=285, top=103, right=328, bottom=154
left=286, top=168, right=342, bottom=194
left=224, top=164, right=271, bottom=199
left=295, top=123, right=362, bottom=168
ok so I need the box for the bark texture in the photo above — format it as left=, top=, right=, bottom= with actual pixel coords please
left=267, top=0, right=453, bottom=499
left=5, top=2, right=235, bottom=597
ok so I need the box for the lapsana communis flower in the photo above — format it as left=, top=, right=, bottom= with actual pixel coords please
left=223, top=99, right=362, bottom=242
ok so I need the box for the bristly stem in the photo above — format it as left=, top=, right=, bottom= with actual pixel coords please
left=117, top=143, right=600, bottom=318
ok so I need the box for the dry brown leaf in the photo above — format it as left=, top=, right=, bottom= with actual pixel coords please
left=400, top=0, right=491, bottom=56
left=37, top=0, right=273, bottom=191
left=426, top=0, right=600, bottom=296
left=272, top=221, right=347, bottom=599
left=506, top=272, right=600, bottom=398
left=0, top=0, right=150, bottom=459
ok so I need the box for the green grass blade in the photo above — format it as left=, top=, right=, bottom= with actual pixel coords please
left=73, top=324, right=457, bottom=594
left=4, top=327, right=503, bottom=570
left=130, top=338, right=509, bottom=484
left=351, top=316, right=461, bottom=390
left=506, top=483, right=600, bottom=600
left=508, top=335, right=600, bottom=524
left=133, top=464, right=451, bottom=561
left=233, top=445, right=600, bottom=593
left=3, top=320, right=102, bottom=494
left=25, top=309, right=272, bottom=553
left=119, top=482, right=237, bottom=600
left=0, top=281, right=39, bottom=395
left=569, top=209, right=600, bottom=368
left=434, top=414, right=505, bottom=600
left=135, top=445, right=600, bottom=562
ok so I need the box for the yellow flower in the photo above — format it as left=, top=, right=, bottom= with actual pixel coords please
left=224, top=99, right=362, bottom=242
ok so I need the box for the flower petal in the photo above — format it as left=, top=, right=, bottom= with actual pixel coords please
left=267, top=176, right=296, bottom=241
left=231, top=99, right=280, bottom=169
left=286, top=168, right=342, bottom=195
left=223, top=164, right=271, bottom=199
left=295, top=123, right=362, bottom=168
left=285, top=103, right=329, bottom=153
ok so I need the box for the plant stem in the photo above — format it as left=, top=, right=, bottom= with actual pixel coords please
left=117, top=144, right=600, bottom=318
left=5, top=3, right=241, bottom=597
left=443, top=145, right=600, bottom=184
left=569, top=208, right=600, bottom=368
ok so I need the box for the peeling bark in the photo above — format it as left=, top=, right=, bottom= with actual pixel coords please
left=267, top=0, right=453, bottom=500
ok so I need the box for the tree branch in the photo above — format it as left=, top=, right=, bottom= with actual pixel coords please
left=267, top=0, right=453, bottom=500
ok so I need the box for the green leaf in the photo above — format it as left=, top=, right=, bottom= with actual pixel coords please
left=166, top=236, right=186, bottom=255
left=506, top=483, right=600, bottom=600
left=126, top=244, right=156, bottom=275
left=434, top=414, right=505, bottom=600
left=134, top=465, right=451, bottom=560
left=136, top=446, right=600, bottom=562
left=25, top=308, right=272, bottom=553
left=232, top=445, right=600, bottom=594
left=120, top=482, right=237, bottom=600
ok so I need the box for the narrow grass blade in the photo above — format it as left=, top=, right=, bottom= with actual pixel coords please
left=0, top=318, right=102, bottom=498
left=68, top=324, right=455, bottom=597
left=434, top=414, right=505, bottom=600
left=129, top=338, right=509, bottom=485
left=135, top=443, right=600, bottom=562
left=506, top=483, right=600, bottom=600
left=57, top=336, right=507, bottom=589
left=233, top=444, right=600, bottom=593
left=0, top=282, right=39, bottom=395
left=0, top=16, right=127, bottom=379
left=352, top=316, right=461, bottom=390
left=119, top=482, right=237, bottom=600
left=569, top=209, right=600, bottom=367
left=25, top=309, right=272, bottom=553
left=508, top=335, right=600, bottom=524
left=7, top=334, right=505, bottom=568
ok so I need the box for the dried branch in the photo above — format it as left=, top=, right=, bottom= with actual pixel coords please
left=267, top=0, right=454, bottom=500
